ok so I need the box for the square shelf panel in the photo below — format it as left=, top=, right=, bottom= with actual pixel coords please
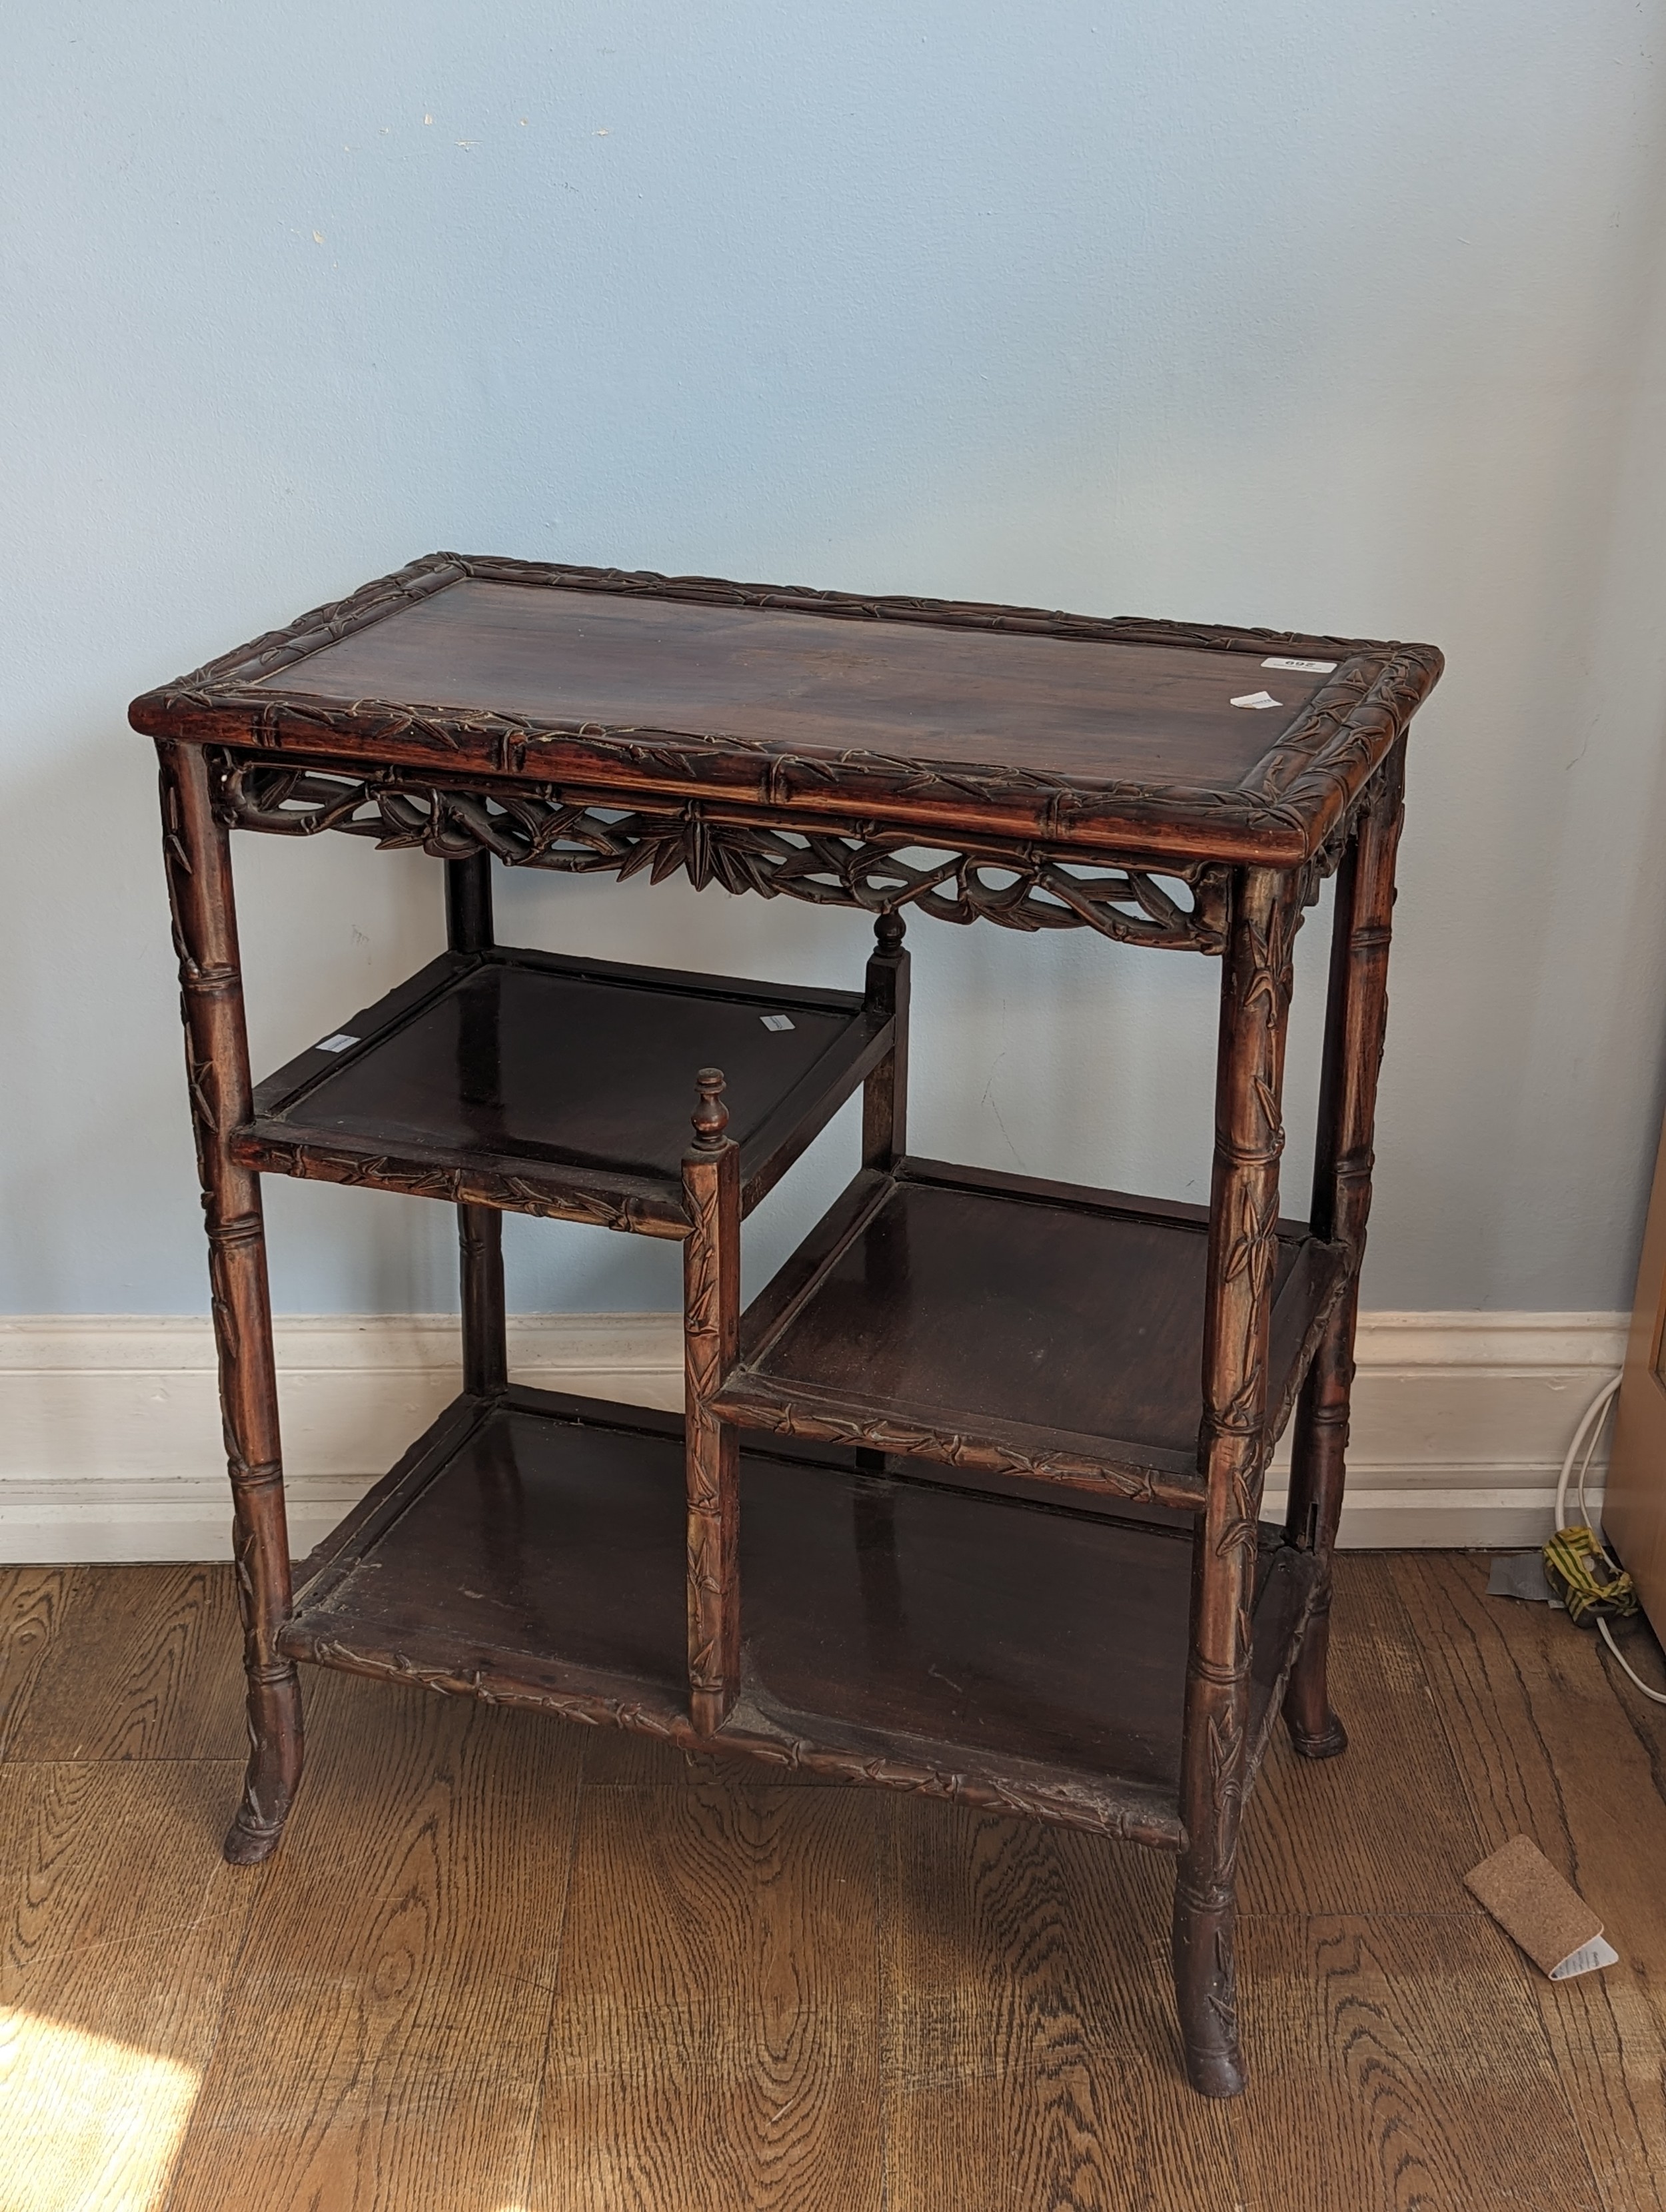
left=233, top=944, right=893, bottom=1233
left=281, top=1386, right=1316, bottom=1844
left=713, top=1159, right=1351, bottom=1505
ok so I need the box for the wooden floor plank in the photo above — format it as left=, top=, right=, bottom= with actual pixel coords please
left=1394, top=1552, right=1666, bottom=2212
left=165, top=1671, right=583, bottom=2212
left=0, top=1564, right=77, bottom=1754
left=881, top=1799, right=1244, bottom=2212
left=533, top=1775, right=882, bottom=2212
left=7, top=1564, right=247, bottom=1763
left=1230, top=1912, right=1603, bottom=2212
left=1595, top=1608, right=1666, bottom=1780
left=1240, top=1556, right=1486, bottom=1915
left=4, top=1556, right=1664, bottom=2207
left=0, top=1758, right=255, bottom=2212
left=578, top=1724, right=707, bottom=1788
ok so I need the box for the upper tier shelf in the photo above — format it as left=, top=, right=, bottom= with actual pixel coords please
left=712, top=1158, right=1351, bottom=1512
left=232, top=943, right=894, bottom=1235
left=129, top=552, right=1443, bottom=866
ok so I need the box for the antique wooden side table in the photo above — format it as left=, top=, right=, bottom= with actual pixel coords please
left=131, top=555, right=1441, bottom=2097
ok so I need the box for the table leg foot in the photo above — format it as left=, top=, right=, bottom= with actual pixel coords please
left=1286, top=1708, right=1350, bottom=1761
left=1172, top=1894, right=1247, bottom=2098
left=222, top=1671, right=303, bottom=1864
left=1283, top=1608, right=1349, bottom=1758
left=223, top=1814, right=286, bottom=1866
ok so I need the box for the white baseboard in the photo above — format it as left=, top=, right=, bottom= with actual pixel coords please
left=0, top=1311, right=1627, bottom=1563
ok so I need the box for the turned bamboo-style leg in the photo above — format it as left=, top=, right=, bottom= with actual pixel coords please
left=1174, top=864, right=1301, bottom=2097
left=862, top=911, right=910, bottom=1171
left=683, top=1069, right=741, bottom=1734
left=857, top=912, right=908, bottom=1485
left=157, top=740, right=303, bottom=1865
left=446, top=855, right=507, bottom=1397
left=1283, top=741, right=1407, bottom=1756
left=458, top=1203, right=507, bottom=1397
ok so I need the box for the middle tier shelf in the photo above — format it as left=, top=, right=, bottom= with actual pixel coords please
left=231, top=941, right=896, bottom=1235
left=713, top=1157, right=1352, bottom=1510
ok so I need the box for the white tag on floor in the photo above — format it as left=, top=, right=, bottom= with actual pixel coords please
left=315, top=1033, right=359, bottom=1053
left=759, top=1013, right=795, bottom=1032
left=1230, top=690, right=1282, bottom=710
left=1551, top=1935, right=1621, bottom=1981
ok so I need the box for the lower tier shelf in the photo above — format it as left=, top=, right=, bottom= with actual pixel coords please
left=281, top=1386, right=1319, bottom=1846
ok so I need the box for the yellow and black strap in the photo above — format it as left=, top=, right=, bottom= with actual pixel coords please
left=1543, top=1524, right=1640, bottom=1626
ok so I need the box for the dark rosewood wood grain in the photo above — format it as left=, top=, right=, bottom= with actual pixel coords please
left=1173, top=864, right=1302, bottom=2098
left=712, top=1157, right=1346, bottom=1512
left=683, top=1071, right=742, bottom=1734
left=444, top=853, right=508, bottom=1398
left=213, top=753, right=1234, bottom=951
left=243, top=582, right=1341, bottom=785
left=134, top=550, right=1438, bottom=2100
left=861, top=913, right=908, bottom=1171
left=1282, top=742, right=1407, bottom=1760
left=128, top=552, right=1442, bottom=863
left=231, top=939, right=893, bottom=1235
left=275, top=1384, right=1316, bottom=1848
left=155, top=740, right=303, bottom=1864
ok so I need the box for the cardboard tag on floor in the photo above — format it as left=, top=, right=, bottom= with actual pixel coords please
left=1464, top=1836, right=1618, bottom=1979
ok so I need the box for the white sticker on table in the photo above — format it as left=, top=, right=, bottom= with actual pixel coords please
left=760, top=1013, right=796, bottom=1033
left=315, top=1033, right=359, bottom=1053
left=1230, top=691, right=1283, bottom=711
left=1261, top=656, right=1337, bottom=673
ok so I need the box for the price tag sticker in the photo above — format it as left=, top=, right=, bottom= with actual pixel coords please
left=1262, top=656, right=1337, bottom=673
left=759, top=1013, right=796, bottom=1033
left=315, top=1033, right=359, bottom=1054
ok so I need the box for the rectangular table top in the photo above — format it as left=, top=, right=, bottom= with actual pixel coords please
left=130, top=554, right=1441, bottom=863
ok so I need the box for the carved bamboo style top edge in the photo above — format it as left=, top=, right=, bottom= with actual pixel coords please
left=130, top=552, right=1444, bottom=865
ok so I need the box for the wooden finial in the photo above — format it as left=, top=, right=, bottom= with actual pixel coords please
left=873, top=910, right=906, bottom=956
left=690, top=1066, right=729, bottom=1148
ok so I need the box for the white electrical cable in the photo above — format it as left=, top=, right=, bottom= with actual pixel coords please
left=1551, top=1372, right=1666, bottom=1705
left=1552, top=1372, right=1619, bottom=1534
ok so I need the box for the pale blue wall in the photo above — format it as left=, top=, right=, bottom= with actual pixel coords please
left=5, top=1, right=1666, bottom=1315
